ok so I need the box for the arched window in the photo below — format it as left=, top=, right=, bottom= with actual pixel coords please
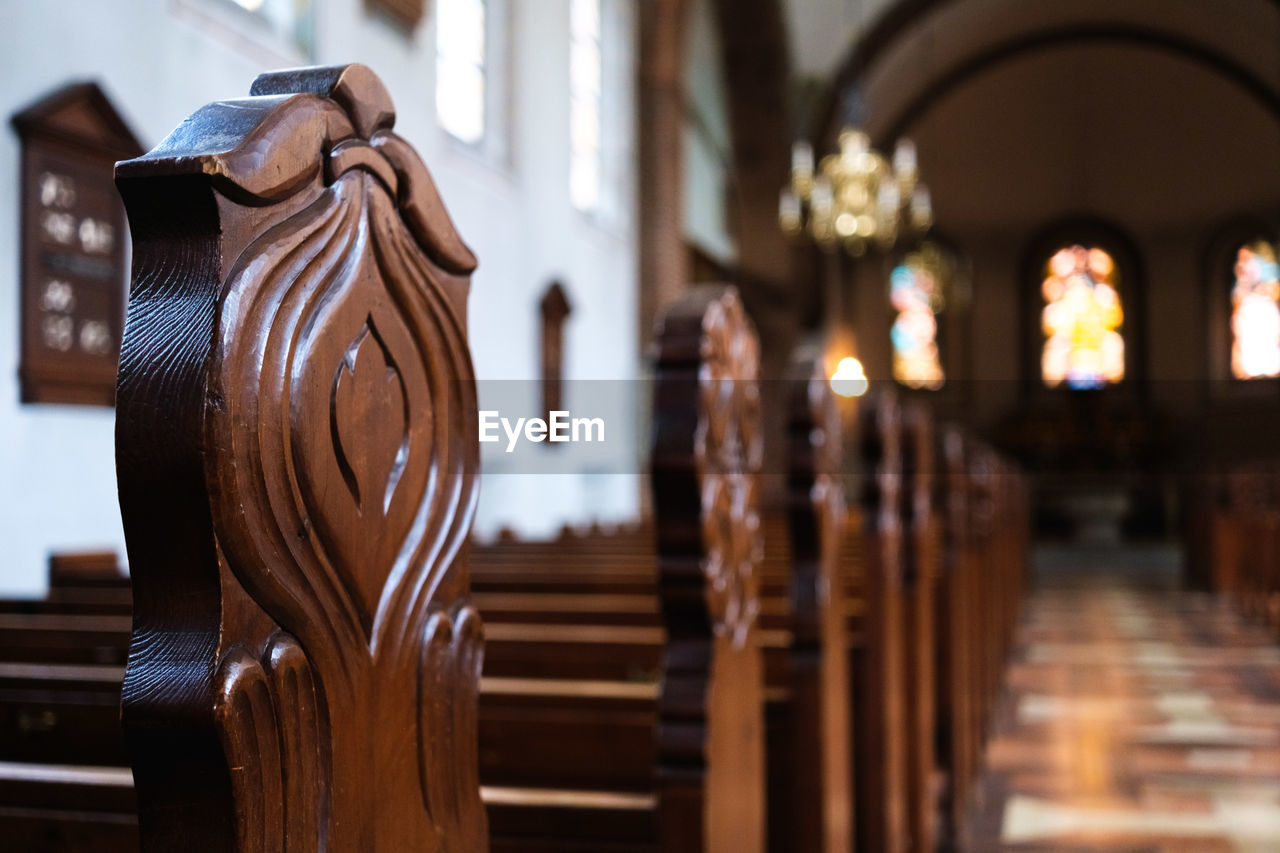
left=1041, top=245, right=1125, bottom=389
left=890, top=246, right=946, bottom=390
left=1230, top=241, right=1280, bottom=380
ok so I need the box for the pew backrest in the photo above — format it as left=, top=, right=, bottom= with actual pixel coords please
left=114, top=63, right=486, bottom=851
left=650, top=285, right=766, bottom=853
left=783, top=350, right=853, bottom=853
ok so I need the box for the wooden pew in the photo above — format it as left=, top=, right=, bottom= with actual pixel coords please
left=0, top=54, right=1037, bottom=848
left=768, top=350, right=853, bottom=853
left=852, top=389, right=910, bottom=853
left=934, top=432, right=1030, bottom=845
left=471, top=340, right=859, bottom=853
left=0, top=552, right=130, bottom=618
left=475, top=285, right=767, bottom=852
left=902, top=402, right=940, bottom=853
left=1210, top=462, right=1280, bottom=634
left=0, top=762, right=136, bottom=851
left=934, top=425, right=978, bottom=845
left=0, top=555, right=135, bottom=848
left=0, top=553, right=128, bottom=772
left=112, top=63, right=488, bottom=850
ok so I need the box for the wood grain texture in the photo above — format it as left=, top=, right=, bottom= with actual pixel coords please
left=650, top=286, right=766, bottom=853
left=114, top=63, right=486, bottom=851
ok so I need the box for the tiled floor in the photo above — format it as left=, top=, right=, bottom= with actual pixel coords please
left=966, top=546, right=1280, bottom=852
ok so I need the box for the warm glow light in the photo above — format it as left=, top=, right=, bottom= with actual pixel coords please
left=1231, top=242, right=1280, bottom=379
left=891, top=248, right=946, bottom=390
left=779, top=126, right=931, bottom=255
left=1041, top=245, right=1124, bottom=389
left=830, top=357, right=869, bottom=398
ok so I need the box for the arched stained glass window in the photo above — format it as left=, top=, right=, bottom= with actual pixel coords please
left=1231, top=241, right=1280, bottom=380
left=1041, top=245, right=1124, bottom=389
left=890, top=246, right=945, bottom=390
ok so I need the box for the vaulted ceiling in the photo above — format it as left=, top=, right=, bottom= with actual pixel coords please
left=783, top=0, right=1280, bottom=236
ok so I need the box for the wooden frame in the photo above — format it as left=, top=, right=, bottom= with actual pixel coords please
left=539, top=280, right=571, bottom=423
left=11, top=82, right=142, bottom=406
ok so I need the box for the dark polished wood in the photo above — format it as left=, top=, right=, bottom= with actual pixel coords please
left=114, top=64, right=486, bottom=851
left=538, top=281, right=571, bottom=424
left=651, top=285, right=766, bottom=853
left=853, top=389, right=910, bottom=853
left=774, top=351, right=853, bottom=853
left=902, top=402, right=939, bottom=853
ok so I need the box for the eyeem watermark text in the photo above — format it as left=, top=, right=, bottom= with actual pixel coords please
left=480, top=410, right=606, bottom=452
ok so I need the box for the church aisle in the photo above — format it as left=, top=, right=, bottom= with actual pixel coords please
left=966, top=553, right=1280, bottom=852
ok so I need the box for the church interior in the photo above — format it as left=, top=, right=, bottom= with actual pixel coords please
left=3, top=0, right=1280, bottom=850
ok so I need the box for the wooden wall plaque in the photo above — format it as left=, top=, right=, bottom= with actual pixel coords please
left=12, top=82, right=143, bottom=406
left=539, top=280, right=571, bottom=422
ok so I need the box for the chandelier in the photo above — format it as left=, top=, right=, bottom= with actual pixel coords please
left=779, top=128, right=933, bottom=256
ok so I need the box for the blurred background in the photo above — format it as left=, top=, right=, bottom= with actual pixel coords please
left=3, top=0, right=1280, bottom=593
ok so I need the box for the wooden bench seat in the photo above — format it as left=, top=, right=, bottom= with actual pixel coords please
left=0, top=761, right=137, bottom=852
left=476, top=287, right=769, bottom=852
left=0, top=662, right=126, bottom=767
left=484, top=785, right=657, bottom=853
left=0, top=614, right=129, bottom=665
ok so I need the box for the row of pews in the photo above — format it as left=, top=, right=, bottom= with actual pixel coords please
left=0, top=553, right=134, bottom=849
left=0, top=65, right=1030, bottom=851
left=470, top=357, right=1030, bottom=852
left=0, top=291, right=1028, bottom=852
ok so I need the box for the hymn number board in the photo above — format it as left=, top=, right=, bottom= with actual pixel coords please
left=12, top=82, right=142, bottom=406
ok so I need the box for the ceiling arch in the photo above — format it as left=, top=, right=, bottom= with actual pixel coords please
left=810, top=0, right=1280, bottom=142
left=875, top=23, right=1280, bottom=146
left=907, top=42, right=1280, bottom=234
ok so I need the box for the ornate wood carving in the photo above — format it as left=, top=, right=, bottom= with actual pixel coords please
left=12, top=82, right=143, bottom=406
left=114, top=64, right=485, bottom=851
left=650, top=285, right=765, bottom=853
left=783, top=349, right=853, bottom=853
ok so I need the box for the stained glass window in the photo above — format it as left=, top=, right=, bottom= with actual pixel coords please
left=890, top=246, right=945, bottom=390
left=570, top=0, right=603, bottom=211
left=1231, top=241, right=1280, bottom=380
left=436, top=0, right=487, bottom=144
left=1041, top=245, right=1124, bottom=389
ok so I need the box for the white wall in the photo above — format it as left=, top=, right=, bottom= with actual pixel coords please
left=0, top=0, right=641, bottom=593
